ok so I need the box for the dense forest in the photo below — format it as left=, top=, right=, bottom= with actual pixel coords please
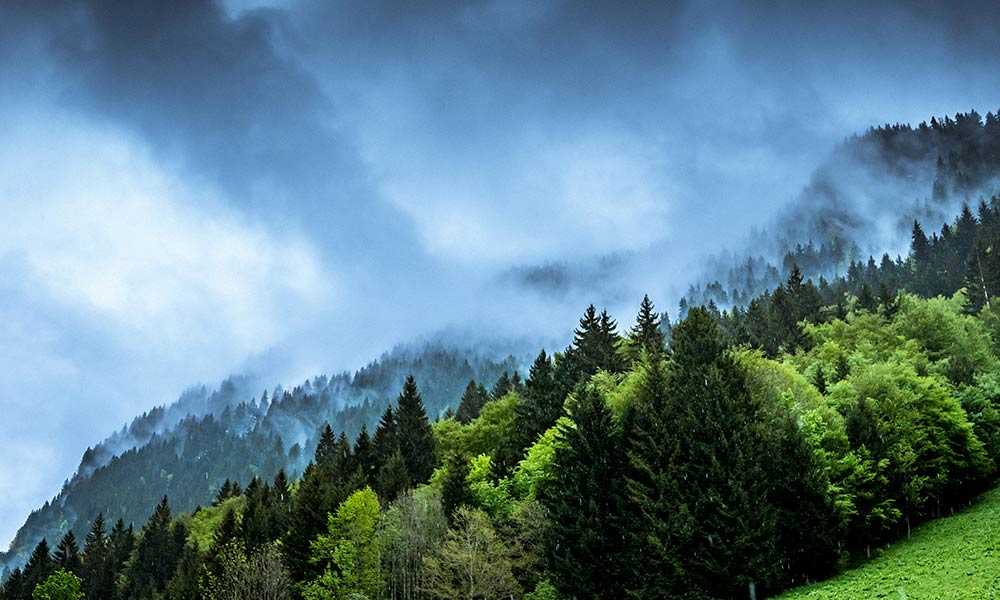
left=5, top=110, right=1000, bottom=599
left=0, top=345, right=525, bottom=582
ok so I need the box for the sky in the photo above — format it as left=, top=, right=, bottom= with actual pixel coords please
left=3, top=0, right=1000, bottom=548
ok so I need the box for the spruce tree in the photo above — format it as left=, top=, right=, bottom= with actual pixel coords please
left=81, top=513, right=113, bottom=600
left=108, top=518, right=134, bottom=574
left=354, top=425, right=377, bottom=486
left=314, top=423, right=338, bottom=467
left=395, top=376, right=436, bottom=485
left=21, top=539, right=54, bottom=600
left=440, top=450, right=473, bottom=525
left=626, top=294, right=666, bottom=362
left=122, top=496, right=183, bottom=599
left=455, top=380, right=489, bottom=424
left=539, top=385, right=629, bottom=599
left=372, top=405, right=398, bottom=470
left=491, top=372, right=513, bottom=400
left=282, top=462, right=327, bottom=582
left=377, top=450, right=411, bottom=503
left=53, top=531, right=82, bottom=575
left=493, top=350, right=561, bottom=478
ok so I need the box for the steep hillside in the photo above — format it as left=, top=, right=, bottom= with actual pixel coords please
left=779, top=486, right=1000, bottom=599
left=0, top=343, right=527, bottom=574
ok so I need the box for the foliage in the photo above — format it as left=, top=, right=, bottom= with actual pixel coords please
left=31, top=570, right=83, bottom=600
left=421, top=507, right=520, bottom=600
left=303, top=488, right=380, bottom=600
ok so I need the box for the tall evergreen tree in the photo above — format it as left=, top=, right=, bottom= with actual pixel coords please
left=626, top=294, right=666, bottom=362
left=372, top=405, right=398, bottom=470
left=354, top=424, right=377, bottom=486
left=122, top=496, right=183, bottom=599
left=53, top=531, right=82, bottom=575
left=21, top=539, right=54, bottom=600
left=490, top=371, right=514, bottom=400
left=81, top=513, right=113, bottom=600
left=282, top=462, right=327, bottom=583
left=395, top=376, right=436, bottom=486
left=493, top=350, right=562, bottom=477
left=539, top=385, right=629, bottom=599
left=314, top=423, right=338, bottom=467
left=455, top=380, right=489, bottom=425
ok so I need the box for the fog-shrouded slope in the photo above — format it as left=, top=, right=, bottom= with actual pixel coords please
left=0, top=342, right=527, bottom=575
left=6, top=108, right=1000, bottom=581
left=684, top=111, right=1000, bottom=312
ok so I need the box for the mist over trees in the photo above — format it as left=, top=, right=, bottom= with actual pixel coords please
left=5, top=110, right=1000, bottom=598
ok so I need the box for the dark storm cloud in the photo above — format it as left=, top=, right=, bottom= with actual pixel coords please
left=7, top=1, right=419, bottom=265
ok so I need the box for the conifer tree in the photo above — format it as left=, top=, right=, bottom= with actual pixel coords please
left=493, top=350, right=561, bottom=477
left=122, top=496, right=184, bottom=599
left=455, top=380, right=489, bottom=424
left=21, top=539, right=54, bottom=600
left=81, top=514, right=113, bottom=600
left=353, top=425, right=377, bottom=486
left=395, top=376, right=436, bottom=485
left=282, top=463, right=322, bottom=581
left=539, top=385, right=629, bottom=599
left=314, top=423, right=338, bottom=467
left=440, top=450, right=473, bottom=525
left=53, top=531, right=82, bottom=575
left=626, top=294, right=666, bottom=362
left=107, top=519, right=135, bottom=581
left=490, top=372, right=513, bottom=400
left=376, top=450, right=411, bottom=504
left=372, top=405, right=398, bottom=470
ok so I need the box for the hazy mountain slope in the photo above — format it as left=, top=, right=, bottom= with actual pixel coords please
left=6, top=109, right=1000, bottom=579
left=0, top=342, right=526, bottom=574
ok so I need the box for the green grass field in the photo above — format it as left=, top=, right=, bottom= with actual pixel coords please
left=778, top=487, right=1000, bottom=599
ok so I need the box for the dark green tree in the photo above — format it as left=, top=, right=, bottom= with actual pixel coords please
left=440, top=450, right=473, bottom=526
left=539, top=385, right=629, bottom=599
left=455, top=380, right=489, bottom=425
left=53, top=531, right=82, bottom=575
left=81, top=514, right=113, bottom=600
left=626, top=294, right=666, bottom=362
left=395, top=376, right=436, bottom=485
left=21, top=539, right=54, bottom=600
left=121, top=497, right=184, bottom=599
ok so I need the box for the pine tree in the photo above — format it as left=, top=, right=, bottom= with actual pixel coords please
left=282, top=462, right=327, bottom=582
left=122, top=496, right=183, bottom=599
left=455, top=380, right=489, bottom=424
left=539, top=385, right=629, bottom=599
left=491, top=372, right=513, bottom=400
left=493, top=350, right=562, bottom=478
left=395, top=376, right=436, bottom=486
left=372, top=405, right=398, bottom=471
left=354, top=425, right=377, bottom=486
left=626, top=294, right=666, bottom=362
left=53, top=531, right=82, bottom=575
left=314, top=423, right=338, bottom=467
left=81, top=513, right=113, bottom=600
left=629, top=308, right=836, bottom=596
left=22, top=539, right=54, bottom=600
left=440, top=450, right=473, bottom=526
left=376, top=450, right=411, bottom=504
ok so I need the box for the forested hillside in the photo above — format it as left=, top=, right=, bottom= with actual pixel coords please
left=5, top=110, right=1000, bottom=600
left=687, top=110, right=1000, bottom=310
left=0, top=344, right=525, bottom=580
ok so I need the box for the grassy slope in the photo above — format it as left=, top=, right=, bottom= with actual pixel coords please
left=779, top=487, right=1000, bottom=599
